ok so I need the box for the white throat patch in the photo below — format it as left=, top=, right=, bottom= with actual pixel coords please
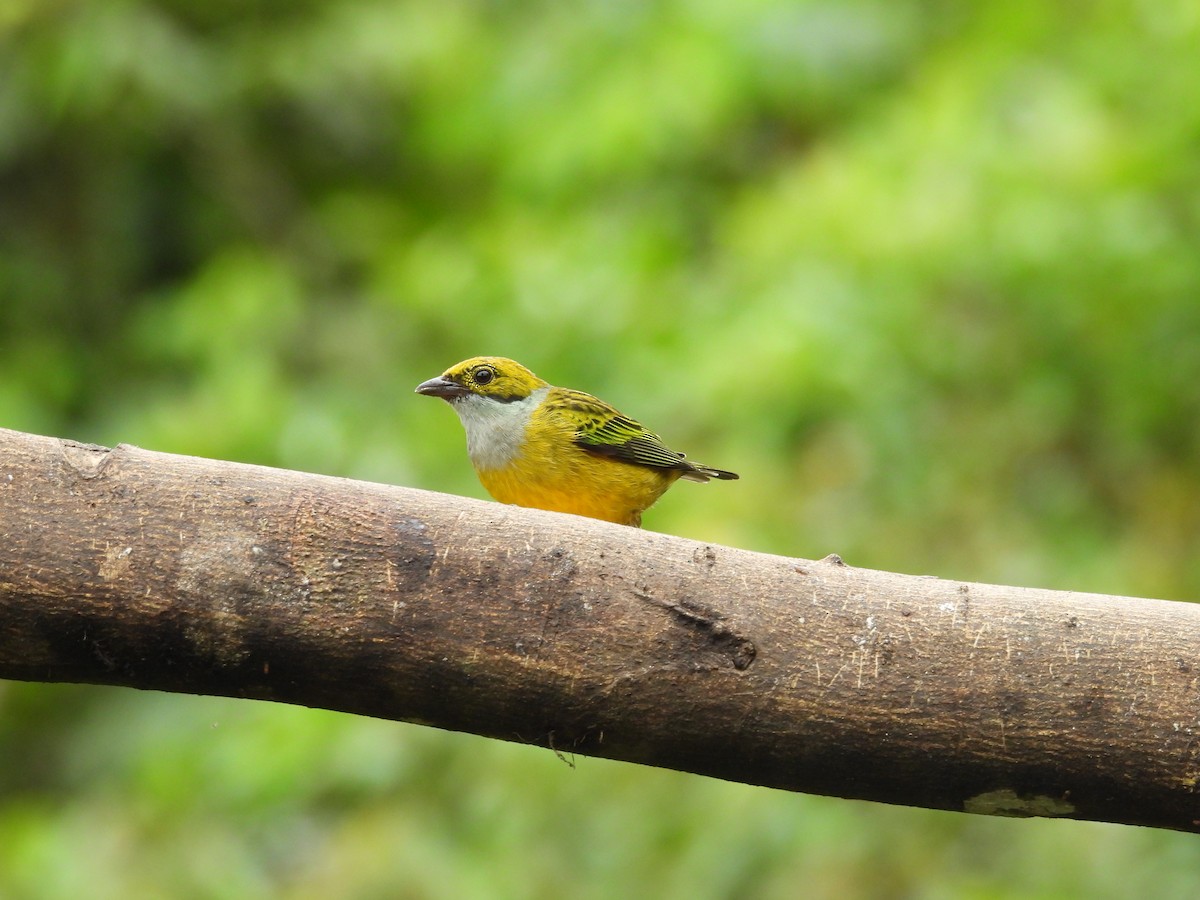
left=450, top=386, right=548, bottom=471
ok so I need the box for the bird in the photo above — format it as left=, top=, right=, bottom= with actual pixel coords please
left=416, top=356, right=738, bottom=527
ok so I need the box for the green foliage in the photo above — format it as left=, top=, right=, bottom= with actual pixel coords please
left=3, top=0, right=1200, bottom=895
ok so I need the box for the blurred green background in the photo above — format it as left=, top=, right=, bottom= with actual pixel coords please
left=2, top=0, right=1200, bottom=896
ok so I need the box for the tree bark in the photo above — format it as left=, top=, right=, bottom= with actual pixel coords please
left=0, top=426, right=1197, bottom=831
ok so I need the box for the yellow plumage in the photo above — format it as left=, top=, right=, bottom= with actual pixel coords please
left=416, top=357, right=737, bottom=527
left=477, top=391, right=685, bottom=525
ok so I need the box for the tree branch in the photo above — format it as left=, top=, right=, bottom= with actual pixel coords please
left=1, top=426, right=1197, bottom=831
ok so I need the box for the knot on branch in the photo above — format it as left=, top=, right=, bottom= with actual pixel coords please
left=635, top=591, right=757, bottom=671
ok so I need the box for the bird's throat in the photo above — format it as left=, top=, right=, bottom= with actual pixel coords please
left=452, top=387, right=548, bottom=471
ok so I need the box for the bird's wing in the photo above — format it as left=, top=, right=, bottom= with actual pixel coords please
left=550, top=388, right=689, bottom=471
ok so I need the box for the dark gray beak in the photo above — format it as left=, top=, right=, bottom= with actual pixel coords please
left=415, top=375, right=468, bottom=400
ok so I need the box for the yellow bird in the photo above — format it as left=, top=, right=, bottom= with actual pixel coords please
left=416, top=357, right=738, bottom=527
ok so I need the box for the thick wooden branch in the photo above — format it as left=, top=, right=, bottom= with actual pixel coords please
left=1, top=426, right=1197, bottom=831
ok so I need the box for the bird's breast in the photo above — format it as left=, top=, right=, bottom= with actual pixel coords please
left=477, top=434, right=681, bottom=527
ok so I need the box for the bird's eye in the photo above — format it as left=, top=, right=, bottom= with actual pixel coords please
left=473, top=367, right=495, bottom=385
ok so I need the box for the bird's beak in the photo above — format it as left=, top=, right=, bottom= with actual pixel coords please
left=415, top=375, right=468, bottom=400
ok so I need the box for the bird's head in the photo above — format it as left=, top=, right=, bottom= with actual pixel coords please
left=415, top=357, right=549, bottom=404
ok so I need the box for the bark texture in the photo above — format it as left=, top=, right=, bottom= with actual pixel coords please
left=0, top=426, right=1197, bottom=830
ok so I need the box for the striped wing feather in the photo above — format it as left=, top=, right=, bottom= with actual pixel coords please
left=552, top=388, right=690, bottom=471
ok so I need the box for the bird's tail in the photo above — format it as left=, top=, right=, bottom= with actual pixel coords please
left=681, top=463, right=739, bottom=483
